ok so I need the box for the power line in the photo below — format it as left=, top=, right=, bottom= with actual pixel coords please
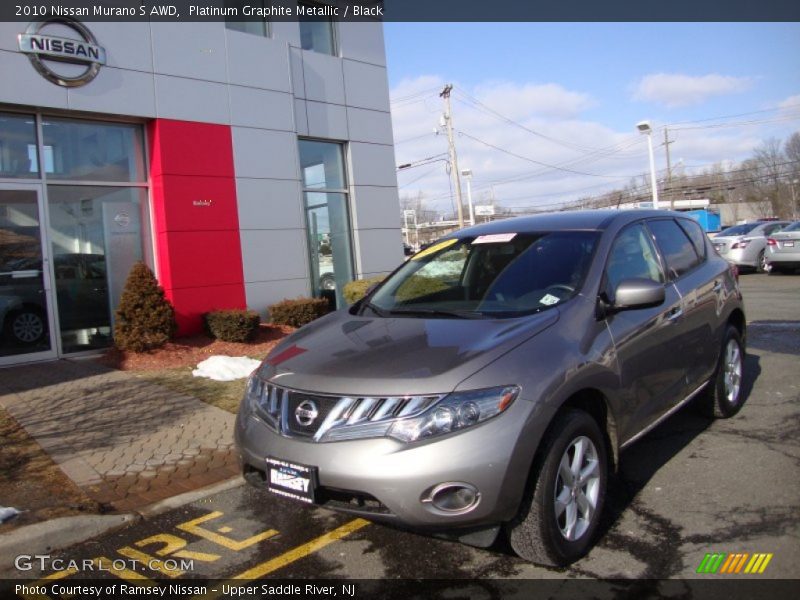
left=456, top=129, right=635, bottom=178
left=453, top=88, right=628, bottom=155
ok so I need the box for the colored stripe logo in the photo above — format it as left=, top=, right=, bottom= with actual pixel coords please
left=697, top=552, right=773, bottom=574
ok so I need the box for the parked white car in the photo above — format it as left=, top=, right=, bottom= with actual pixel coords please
left=711, top=220, right=791, bottom=272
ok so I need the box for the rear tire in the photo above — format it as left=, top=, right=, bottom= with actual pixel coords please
left=697, top=325, right=745, bottom=418
left=506, top=409, right=607, bottom=566
left=756, top=250, right=767, bottom=273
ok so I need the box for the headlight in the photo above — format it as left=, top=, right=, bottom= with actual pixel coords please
left=244, top=373, right=266, bottom=411
left=387, top=385, right=519, bottom=443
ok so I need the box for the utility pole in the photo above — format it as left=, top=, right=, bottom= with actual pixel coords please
left=440, top=84, right=465, bottom=228
left=663, top=126, right=675, bottom=209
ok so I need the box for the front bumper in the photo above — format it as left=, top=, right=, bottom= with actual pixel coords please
left=234, top=397, right=535, bottom=528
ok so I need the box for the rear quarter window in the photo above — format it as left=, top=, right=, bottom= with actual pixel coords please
left=647, top=219, right=701, bottom=279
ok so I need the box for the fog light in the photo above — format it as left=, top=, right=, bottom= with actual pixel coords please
left=424, top=483, right=480, bottom=513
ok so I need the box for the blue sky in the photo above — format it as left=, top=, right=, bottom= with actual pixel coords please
left=383, top=23, right=800, bottom=213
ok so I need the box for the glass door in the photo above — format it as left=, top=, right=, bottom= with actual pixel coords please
left=0, top=184, right=57, bottom=364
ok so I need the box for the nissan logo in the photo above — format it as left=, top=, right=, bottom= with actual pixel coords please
left=295, top=400, right=319, bottom=427
left=18, top=17, right=106, bottom=87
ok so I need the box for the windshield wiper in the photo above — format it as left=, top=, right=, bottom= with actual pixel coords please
left=388, top=307, right=484, bottom=319
left=361, top=301, right=391, bottom=317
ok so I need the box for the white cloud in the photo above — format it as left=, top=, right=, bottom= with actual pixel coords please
left=632, top=73, right=753, bottom=108
left=778, top=94, right=800, bottom=110
left=473, top=82, right=595, bottom=120
left=389, top=75, right=794, bottom=217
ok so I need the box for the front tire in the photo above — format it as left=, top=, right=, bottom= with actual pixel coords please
left=697, top=325, right=745, bottom=418
left=507, top=409, right=607, bottom=566
left=5, top=308, right=47, bottom=345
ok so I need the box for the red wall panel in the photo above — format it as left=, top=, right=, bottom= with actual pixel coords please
left=148, top=119, right=245, bottom=335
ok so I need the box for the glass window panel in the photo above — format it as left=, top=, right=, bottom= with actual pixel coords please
left=298, top=2, right=336, bottom=55
left=0, top=113, right=39, bottom=178
left=0, top=189, right=52, bottom=356
left=225, top=1, right=269, bottom=36
left=42, top=118, right=146, bottom=182
left=47, top=185, right=149, bottom=353
left=306, top=191, right=353, bottom=308
left=299, top=140, right=345, bottom=190
left=648, top=219, right=700, bottom=279
left=605, top=224, right=665, bottom=296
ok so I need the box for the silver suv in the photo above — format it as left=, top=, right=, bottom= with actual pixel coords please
left=235, top=210, right=746, bottom=566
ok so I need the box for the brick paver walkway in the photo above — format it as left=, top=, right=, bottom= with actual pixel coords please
left=0, top=360, right=239, bottom=512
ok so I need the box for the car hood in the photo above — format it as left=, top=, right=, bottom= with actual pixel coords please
left=256, top=308, right=560, bottom=396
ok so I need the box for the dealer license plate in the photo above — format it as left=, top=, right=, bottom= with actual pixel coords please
left=266, top=457, right=318, bottom=503
left=783, top=241, right=794, bottom=247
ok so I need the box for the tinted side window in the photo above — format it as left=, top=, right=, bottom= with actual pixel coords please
left=677, top=218, right=707, bottom=260
left=648, top=219, right=700, bottom=279
left=605, top=224, right=664, bottom=295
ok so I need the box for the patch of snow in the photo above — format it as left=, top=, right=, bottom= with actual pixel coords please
left=192, top=356, right=261, bottom=382
left=0, top=506, right=21, bottom=523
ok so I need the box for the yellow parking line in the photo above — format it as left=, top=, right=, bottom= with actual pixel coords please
left=232, top=518, right=370, bottom=579
left=191, top=518, right=370, bottom=600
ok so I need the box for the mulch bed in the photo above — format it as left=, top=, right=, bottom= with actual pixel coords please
left=96, top=324, right=293, bottom=371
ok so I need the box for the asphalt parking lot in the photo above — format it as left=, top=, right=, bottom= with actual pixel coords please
left=11, top=273, right=800, bottom=588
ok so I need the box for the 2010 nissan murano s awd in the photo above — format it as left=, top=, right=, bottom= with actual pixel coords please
left=235, top=210, right=746, bottom=566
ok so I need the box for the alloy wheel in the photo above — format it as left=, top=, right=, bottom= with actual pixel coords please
left=554, top=435, right=601, bottom=541
left=12, top=312, right=44, bottom=343
left=724, top=338, right=742, bottom=404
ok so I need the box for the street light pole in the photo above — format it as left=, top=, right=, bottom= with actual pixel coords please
left=461, top=168, right=475, bottom=226
left=637, top=120, right=660, bottom=210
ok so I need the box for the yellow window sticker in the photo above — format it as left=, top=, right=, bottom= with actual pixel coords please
left=410, top=238, right=458, bottom=261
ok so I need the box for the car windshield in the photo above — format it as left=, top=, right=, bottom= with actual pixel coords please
left=718, top=223, right=759, bottom=236
left=366, top=231, right=599, bottom=318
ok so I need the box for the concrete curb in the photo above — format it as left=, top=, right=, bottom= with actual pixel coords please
left=0, top=513, right=138, bottom=576
left=137, top=476, right=244, bottom=518
left=0, top=476, right=244, bottom=577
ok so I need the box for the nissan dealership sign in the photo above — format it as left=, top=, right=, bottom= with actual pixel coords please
left=18, top=17, right=106, bottom=87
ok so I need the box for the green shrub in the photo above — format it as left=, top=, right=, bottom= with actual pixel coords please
left=268, top=297, right=330, bottom=328
left=343, top=275, right=385, bottom=304
left=396, top=276, right=450, bottom=302
left=204, top=309, right=261, bottom=342
left=114, top=262, right=177, bottom=352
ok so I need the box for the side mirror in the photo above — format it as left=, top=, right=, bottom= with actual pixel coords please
left=612, top=278, right=665, bottom=311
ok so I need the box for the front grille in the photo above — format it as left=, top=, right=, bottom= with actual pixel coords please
left=252, top=382, right=442, bottom=442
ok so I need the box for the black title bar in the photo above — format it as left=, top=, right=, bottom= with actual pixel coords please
left=1, top=0, right=799, bottom=22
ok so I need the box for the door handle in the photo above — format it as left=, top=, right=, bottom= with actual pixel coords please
left=667, top=306, right=683, bottom=322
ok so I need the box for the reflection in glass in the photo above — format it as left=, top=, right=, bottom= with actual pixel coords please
left=0, top=113, right=39, bottom=178
left=298, top=2, right=336, bottom=55
left=47, top=186, right=148, bottom=353
left=0, top=189, right=52, bottom=357
left=225, top=1, right=269, bottom=36
left=42, top=118, right=146, bottom=182
left=299, top=140, right=352, bottom=308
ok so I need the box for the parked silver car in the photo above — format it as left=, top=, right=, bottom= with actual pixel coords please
left=711, top=220, right=791, bottom=272
left=766, top=221, right=800, bottom=274
left=235, top=210, right=746, bottom=566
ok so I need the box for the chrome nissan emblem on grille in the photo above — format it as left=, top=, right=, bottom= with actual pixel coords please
left=295, top=400, right=319, bottom=427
